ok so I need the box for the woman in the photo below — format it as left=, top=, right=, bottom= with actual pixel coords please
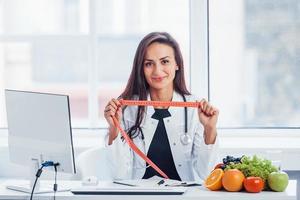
left=104, top=32, right=219, bottom=181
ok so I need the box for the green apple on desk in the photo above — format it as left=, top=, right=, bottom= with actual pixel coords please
left=268, top=171, right=289, bottom=192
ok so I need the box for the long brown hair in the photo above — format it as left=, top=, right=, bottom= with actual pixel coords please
left=120, top=32, right=190, bottom=139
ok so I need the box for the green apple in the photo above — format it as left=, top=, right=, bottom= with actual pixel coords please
left=268, top=171, right=289, bottom=192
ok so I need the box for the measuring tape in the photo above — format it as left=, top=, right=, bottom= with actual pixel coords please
left=111, top=100, right=202, bottom=179
left=120, top=99, right=201, bottom=108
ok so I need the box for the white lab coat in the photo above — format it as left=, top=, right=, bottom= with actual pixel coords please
left=105, top=91, right=219, bottom=181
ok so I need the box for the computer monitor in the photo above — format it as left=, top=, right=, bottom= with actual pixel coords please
left=5, top=89, right=76, bottom=193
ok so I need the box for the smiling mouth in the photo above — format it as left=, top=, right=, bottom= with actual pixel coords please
left=152, top=77, right=165, bottom=82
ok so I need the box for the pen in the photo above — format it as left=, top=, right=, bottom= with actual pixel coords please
left=182, top=183, right=202, bottom=187
left=113, top=181, right=137, bottom=187
left=157, top=180, right=165, bottom=186
left=165, top=182, right=202, bottom=187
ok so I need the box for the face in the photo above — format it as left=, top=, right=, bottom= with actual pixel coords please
left=143, top=42, right=178, bottom=91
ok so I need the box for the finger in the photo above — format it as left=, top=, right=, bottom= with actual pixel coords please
left=105, top=105, right=115, bottom=114
left=198, top=99, right=206, bottom=110
left=112, top=98, right=121, bottom=108
left=210, top=106, right=219, bottom=115
left=208, top=106, right=215, bottom=116
left=107, top=110, right=116, bottom=117
left=104, top=105, right=110, bottom=112
left=202, top=100, right=209, bottom=112
left=196, top=100, right=203, bottom=114
left=108, top=105, right=117, bottom=113
left=204, top=104, right=213, bottom=114
left=104, top=112, right=111, bottom=119
left=105, top=105, right=116, bottom=113
left=213, top=108, right=219, bottom=116
left=108, top=100, right=118, bottom=110
left=103, top=112, right=114, bottom=125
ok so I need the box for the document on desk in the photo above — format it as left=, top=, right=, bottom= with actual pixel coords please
left=112, top=176, right=202, bottom=187
left=112, top=177, right=165, bottom=187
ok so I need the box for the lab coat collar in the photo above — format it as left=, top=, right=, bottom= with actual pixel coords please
left=145, top=90, right=184, bottom=118
left=142, top=91, right=185, bottom=153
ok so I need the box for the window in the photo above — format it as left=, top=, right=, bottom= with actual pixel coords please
left=1, top=0, right=298, bottom=130
left=0, top=0, right=189, bottom=128
left=0, top=0, right=89, bottom=127
left=209, top=0, right=300, bottom=127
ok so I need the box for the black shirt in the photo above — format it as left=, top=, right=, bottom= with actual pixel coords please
left=142, top=108, right=181, bottom=181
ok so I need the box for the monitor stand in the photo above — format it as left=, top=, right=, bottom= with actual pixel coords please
left=6, top=159, right=70, bottom=194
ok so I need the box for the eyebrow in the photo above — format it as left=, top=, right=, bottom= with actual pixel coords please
left=144, top=56, right=170, bottom=62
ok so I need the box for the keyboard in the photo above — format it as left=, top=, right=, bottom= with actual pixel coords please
left=71, top=186, right=187, bottom=195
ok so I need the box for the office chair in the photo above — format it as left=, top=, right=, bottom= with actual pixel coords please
left=76, top=146, right=113, bottom=180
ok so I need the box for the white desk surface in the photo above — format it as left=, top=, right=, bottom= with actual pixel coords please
left=0, top=179, right=297, bottom=200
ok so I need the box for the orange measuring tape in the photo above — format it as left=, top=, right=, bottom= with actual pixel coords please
left=120, top=99, right=200, bottom=108
left=111, top=99, right=202, bottom=179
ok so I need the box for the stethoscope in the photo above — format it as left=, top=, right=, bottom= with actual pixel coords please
left=180, top=95, right=192, bottom=145
left=139, top=94, right=192, bottom=145
left=135, top=94, right=191, bottom=170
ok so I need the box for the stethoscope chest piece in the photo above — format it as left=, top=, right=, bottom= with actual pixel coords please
left=180, top=94, right=191, bottom=145
left=180, top=134, right=192, bottom=145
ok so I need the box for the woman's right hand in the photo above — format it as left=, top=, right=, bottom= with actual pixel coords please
left=104, top=98, right=122, bottom=143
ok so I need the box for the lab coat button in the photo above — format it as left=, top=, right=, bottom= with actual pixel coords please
left=167, top=119, right=170, bottom=122
left=178, top=164, right=182, bottom=167
left=173, top=142, right=176, bottom=146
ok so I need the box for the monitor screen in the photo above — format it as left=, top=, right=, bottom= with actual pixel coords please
left=5, top=89, right=76, bottom=174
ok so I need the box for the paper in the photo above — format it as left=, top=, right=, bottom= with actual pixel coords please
left=113, top=176, right=201, bottom=187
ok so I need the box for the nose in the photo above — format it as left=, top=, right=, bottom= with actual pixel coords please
left=153, top=63, right=163, bottom=75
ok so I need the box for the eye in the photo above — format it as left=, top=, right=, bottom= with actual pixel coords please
left=161, top=59, right=169, bottom=65
left=144, top=62, right=153, bottom=67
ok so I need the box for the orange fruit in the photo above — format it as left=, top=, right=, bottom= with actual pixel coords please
left=204, top=168, right=224, bottom=191
left=222, top=169, right=245, bottom=192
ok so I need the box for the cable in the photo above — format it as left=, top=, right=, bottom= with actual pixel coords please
left=53, top=163, right=59, bottom=200
left=29, top=161, right=60, bottom=200
left=30, top=165, right=44, bottom=200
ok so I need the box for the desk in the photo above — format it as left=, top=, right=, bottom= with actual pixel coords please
left=0, top=179, right=297, bottom=200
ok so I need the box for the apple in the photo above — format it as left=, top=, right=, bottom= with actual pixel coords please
left=268, top=171, right=289, bottom=192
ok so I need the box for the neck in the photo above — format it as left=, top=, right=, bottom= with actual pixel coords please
left=149, top=85, right=174, bottom=108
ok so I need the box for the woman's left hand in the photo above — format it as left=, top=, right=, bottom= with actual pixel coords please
left=197, top=99, right=219, bottom=144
